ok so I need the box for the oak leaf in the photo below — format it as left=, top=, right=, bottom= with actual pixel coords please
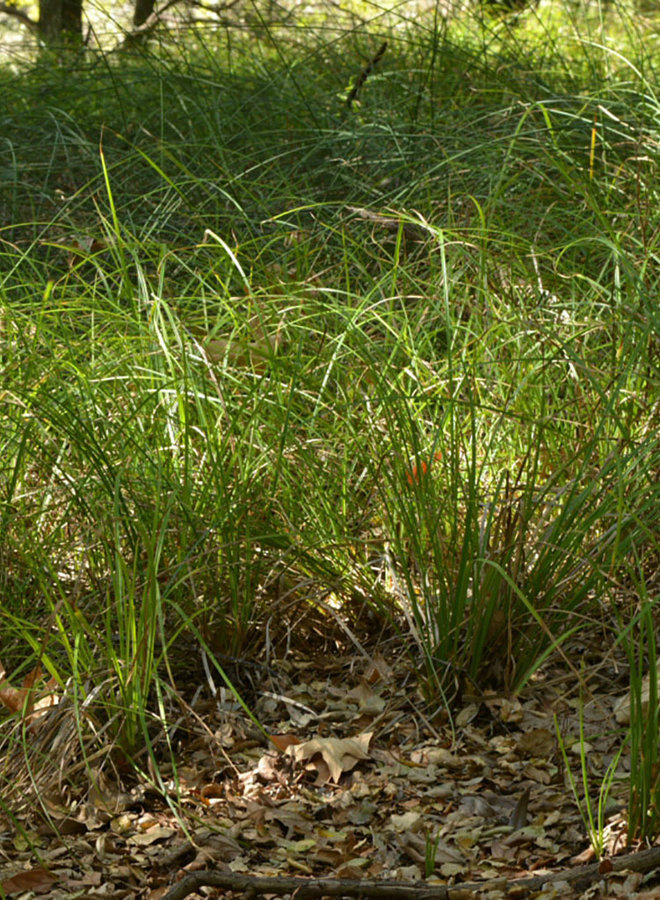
left=286, top=733, right=373, bottom=783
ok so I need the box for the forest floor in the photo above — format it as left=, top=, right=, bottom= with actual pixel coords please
left=1, top=637, right=658, bottom=900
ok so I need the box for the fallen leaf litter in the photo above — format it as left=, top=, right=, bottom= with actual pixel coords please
left=0, top=646, right=655, bottom=899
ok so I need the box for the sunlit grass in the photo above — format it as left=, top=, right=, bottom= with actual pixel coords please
left=0, top=0, right=659, bottom=839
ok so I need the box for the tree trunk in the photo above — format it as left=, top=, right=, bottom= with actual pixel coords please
left=39, top=0, right=82, bottom=44
left=133, top=0, right=155, bottom=27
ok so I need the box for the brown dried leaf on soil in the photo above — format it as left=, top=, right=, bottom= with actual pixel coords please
left=286, top=733, right=373, bottom=783
left=0, top=866, right=57, bottom=895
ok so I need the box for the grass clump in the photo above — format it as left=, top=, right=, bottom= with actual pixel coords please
left=0, top=0, right=658, bottom=836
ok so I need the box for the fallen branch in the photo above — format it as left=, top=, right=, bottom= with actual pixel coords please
left=162, top=846, right=660, bottom=900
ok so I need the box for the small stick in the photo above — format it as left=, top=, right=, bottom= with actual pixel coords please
left=345, top=41, right=388, bottom=110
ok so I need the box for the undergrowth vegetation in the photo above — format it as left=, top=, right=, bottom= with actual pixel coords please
left=0, top=0, right=658, bottom=841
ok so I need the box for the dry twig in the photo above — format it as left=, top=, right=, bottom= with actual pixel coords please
left=162, top=845, right=660, bottom=900
left=345, top=41, right=388, bottom=110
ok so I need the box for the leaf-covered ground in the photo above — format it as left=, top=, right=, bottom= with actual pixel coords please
left=1, top=639, right=659, bottom=899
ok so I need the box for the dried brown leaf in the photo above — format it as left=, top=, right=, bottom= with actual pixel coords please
left=286, top=733, right=373, bottom=783
left=270, top=733, right=302, bottom=752
left=0, top=866, right=57, bottom=895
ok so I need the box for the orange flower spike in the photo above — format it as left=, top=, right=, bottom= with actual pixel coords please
left=405, top=451, right=442, bottom=486
left=406, top=460, right=428, bottom=485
